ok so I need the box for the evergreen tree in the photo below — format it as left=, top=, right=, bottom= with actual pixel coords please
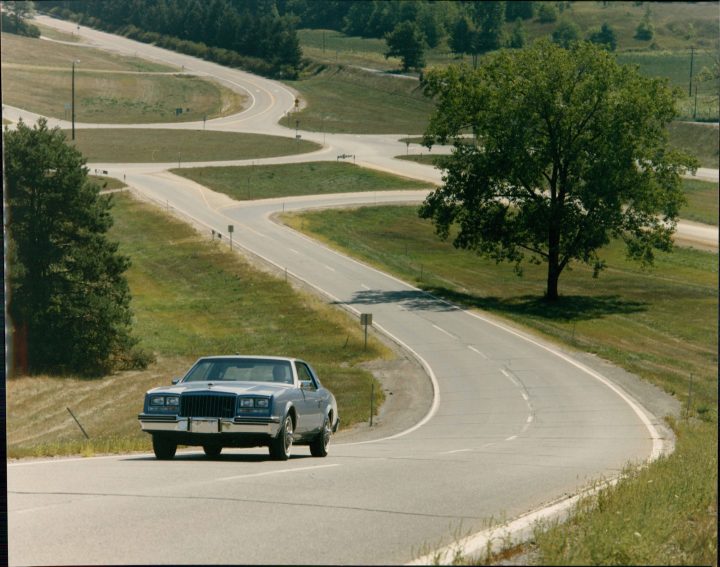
left=385, top=20, right=426, bottom=71
left=5, top=119, right=140, bottom=376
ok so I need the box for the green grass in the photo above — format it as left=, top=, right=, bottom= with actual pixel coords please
left=35, top=21, right=83, bottom=42
left=63, top=129, right=321, bottom=163
left=668, top=122, right=720, bottom=169
left=297, top=28, right=457, bottom=72
left=681, top=178, right=719, bottom=225
left=395, top=154, right=444, bottom=167
left=285, top=64, right=435, bottom=134
left=89, top=175, right=126, bottom=191
left=532, top=419, right=717, bottom=566
left=285, top=204, right=718, bottom=566
left=7, top=192, right=388, bottom=458
left=2, top=32, right=247, bottom=123
left=171, top=161, right=433, bottom=201
left=1, top=32, right=175, bottom=72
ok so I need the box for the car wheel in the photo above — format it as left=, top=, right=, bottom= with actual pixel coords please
left=269, top=414, right=294, bottom=461
left=152, top=435, right=177, bottom=460
left=203, top=445, right=222, bottom=459
left=310, top=415, right=332, bottom=457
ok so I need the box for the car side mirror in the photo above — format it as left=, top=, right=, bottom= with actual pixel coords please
left=300, top=380, right=314, bottom=390
left=172, top=377, right=181, bottom=385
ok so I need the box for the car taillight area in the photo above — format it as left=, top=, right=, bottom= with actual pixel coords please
left=180, top=393, right=236, bottom=418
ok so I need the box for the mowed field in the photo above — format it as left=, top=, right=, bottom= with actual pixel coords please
left=1, top=33, right=247, bottom=123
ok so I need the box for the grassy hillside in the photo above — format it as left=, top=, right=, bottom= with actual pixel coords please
left=6, top=192, right=389, bottom=458
left=1, top=32, right=247, bottom=123
left=294, top=2, right=719, bottom=126
left=286, top=64, right=435, bottom=134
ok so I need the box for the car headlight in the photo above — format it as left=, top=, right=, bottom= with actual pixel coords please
left=147, top=395, right=179, bottom=413
left=237, top=397, right=271, bottom=414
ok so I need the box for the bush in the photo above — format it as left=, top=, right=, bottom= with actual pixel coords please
left=1, top=12, right=40, bottom=38
left=635, top=21, right=655, bottom=41
left=537, top=3, right=558, bottom=23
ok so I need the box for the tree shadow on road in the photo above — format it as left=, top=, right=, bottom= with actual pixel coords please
left=342, top=286, right=648, bottom=322
left=421, top=286, right=648, bottom=322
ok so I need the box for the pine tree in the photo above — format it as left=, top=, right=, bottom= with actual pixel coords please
left=5, top=119, right=141, bottom=376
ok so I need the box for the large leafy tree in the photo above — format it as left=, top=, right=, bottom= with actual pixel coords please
left=420, top=40, right=697, bottom=301
left=5, top=119, right=138, bottom=375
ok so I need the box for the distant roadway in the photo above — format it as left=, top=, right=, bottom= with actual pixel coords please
left=5, top=15, right=707, bottom=565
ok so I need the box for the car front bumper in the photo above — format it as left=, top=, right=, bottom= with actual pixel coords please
left=138, top=415, right=282, bottom=437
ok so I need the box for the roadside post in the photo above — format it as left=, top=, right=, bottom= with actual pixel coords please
left=228, top=225, right=234, bottom=250
left=361, top=313, right=372, bottom=351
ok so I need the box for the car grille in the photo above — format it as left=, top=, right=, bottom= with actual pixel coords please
left=180, top=394, right=236, bottom=418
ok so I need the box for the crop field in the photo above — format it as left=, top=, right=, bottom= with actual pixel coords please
left=6, top=192, right=389, bottom=458
left=1, top=33, right=246, bottom=123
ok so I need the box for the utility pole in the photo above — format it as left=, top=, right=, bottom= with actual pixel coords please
left=71, top=59, right=80, bottom=140
left=689, top=46, right=695, bottom=97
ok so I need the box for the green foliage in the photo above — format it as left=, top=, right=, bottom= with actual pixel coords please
left=635, top=19, right=655, bottom=41
left=507, top=20, right=526, bottom=49
left=384, top=20, right=426, bottom=71
left=551, top=18, right=581, bottom=48
left=40, top=0, right=301, bottom=78
left=505, top=1, right=534, bottom=22
left=5, top=119, right=143, bottom=376
left=1, top=1, right=40, bottom=37
left=588, top=22, right=618, bottom=51
left=537, top=3, right=558, bottom=23
left=420, top=41, right=698, bottom=300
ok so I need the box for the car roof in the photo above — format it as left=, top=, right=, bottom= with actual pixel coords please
left=195, top=355, right=301, bottom=363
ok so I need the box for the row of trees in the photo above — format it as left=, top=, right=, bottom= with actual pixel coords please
left=40, top=0, right=302, bottom=77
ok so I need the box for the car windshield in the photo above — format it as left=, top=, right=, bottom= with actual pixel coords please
left=183, top=358, right=293, bottom=384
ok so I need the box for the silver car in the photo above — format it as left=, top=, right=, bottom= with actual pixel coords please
left=138, top=356, right=339, bottom=460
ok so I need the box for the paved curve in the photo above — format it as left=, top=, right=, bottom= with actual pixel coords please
left=4, top=15, right=692, bottom=565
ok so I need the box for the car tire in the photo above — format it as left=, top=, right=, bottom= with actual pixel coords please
left=203, top=445, right=222, bottom=459
left=152, top=435, right=177, bottom=460
left=269, top=414, right=294, bottom=461
left=310, top=415, right=332, bottom=457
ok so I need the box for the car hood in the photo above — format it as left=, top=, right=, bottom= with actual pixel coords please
left=147, top=382, right=290, bottom=397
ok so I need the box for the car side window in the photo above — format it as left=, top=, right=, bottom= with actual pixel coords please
left=296, top=363, right=317, bottom=390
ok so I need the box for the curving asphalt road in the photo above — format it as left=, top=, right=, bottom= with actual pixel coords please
left=4, top=15, right=703, bottom=565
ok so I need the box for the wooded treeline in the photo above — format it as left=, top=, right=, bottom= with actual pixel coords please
left=40, top=0, right=303, bottom=78
left=37, top=1, right=537, bottom=77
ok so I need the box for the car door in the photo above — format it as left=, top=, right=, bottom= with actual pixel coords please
left=295, top=361, right=324, bottom=435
